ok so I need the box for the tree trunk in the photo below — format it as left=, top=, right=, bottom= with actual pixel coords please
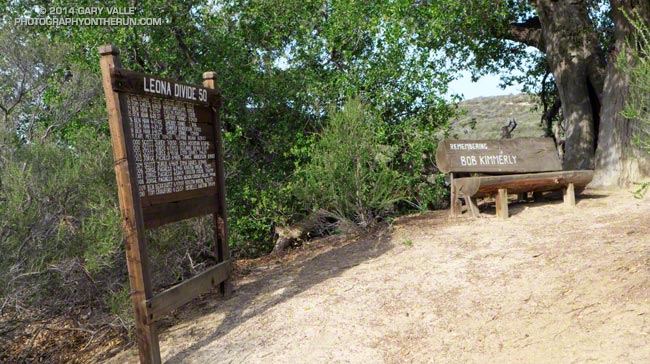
left=532, top=0, right=606, bottom=170
left=592, top=0, right=650, bottom=187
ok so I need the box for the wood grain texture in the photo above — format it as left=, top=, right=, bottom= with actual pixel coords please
left=563, top=183, right=576, bottom=207
left=203, top=72, right=233, bottom=297
left=146, top=260, right=231, bottom=322
left=450, top=173, right=461, bottom=217
left=118, top=73, right=220, bottom=224
left=140, top=186, right=217, bottom=207
left=454, top=170, right=594, bottom=197
left=110, top=69, right=220, bottom=106
left=99, top=45, right=161, bottom=364
left=496, top=188, right=509, bottom=219
left=464, top=196, right=480, bottom=217
left=142, top=195, right=218, bottom=229
left=435, top=137, right=562, bottom=173
left=101, top=47, right=234, bottom=363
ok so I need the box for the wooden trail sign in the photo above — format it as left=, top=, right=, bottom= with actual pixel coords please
left=99, top=45, right=231, bottom=364
left=435, top=137, right=562, bottom=174
left=435, top=137, right=593, bottom=219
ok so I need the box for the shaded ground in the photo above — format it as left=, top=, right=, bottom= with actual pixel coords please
left=105, top=189, right=650, bottom=364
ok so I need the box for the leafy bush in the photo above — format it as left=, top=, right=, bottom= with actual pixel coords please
left=620, top=11, right=650, bottom=196
left=0, top=126, right=217, bottom=328
left=297, top=98, right=405, bottom=227
left=620, top=12, right=650, bottom=152
left=0, top=127, right=122, bottom=315
left=386, top=114, right=451, bottom=212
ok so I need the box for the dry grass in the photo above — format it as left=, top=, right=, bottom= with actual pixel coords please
left=451, top=94, right=545, bottom=139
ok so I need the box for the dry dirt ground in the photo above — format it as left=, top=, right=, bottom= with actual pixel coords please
left=106, top=189, right=650, bottom=364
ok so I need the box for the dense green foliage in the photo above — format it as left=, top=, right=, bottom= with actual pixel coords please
left=621, top=12, right=650, bottom=152
left=298, top=98, right=404, bottom=227
left=296, top=97, right=451, bottom=227
left=0, top=127, right=120, bottom=309
left=1, top=0, right=646, bottom=360
left=0, top=1, right=458, bottom=342
left=620, top=11, right=650, bottom=196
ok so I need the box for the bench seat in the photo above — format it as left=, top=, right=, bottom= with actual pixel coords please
left=435, top=138, right=594, bottom=219
left=454, top=170, right=594, bottom=197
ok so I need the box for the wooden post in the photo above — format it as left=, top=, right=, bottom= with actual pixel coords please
left=464, top=196, right=480, bottom=217
left=496, top=188, right=509, bottom=219
left=203, top=72, right=233, bottom=297
left=99, top=45, right=161, bottom=364
left=450, top=173, right=462, bottom=217
left=563, top=182, right=576, bottom=207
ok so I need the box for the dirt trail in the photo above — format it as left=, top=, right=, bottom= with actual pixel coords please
left=106, top=190, right=650, bottom=364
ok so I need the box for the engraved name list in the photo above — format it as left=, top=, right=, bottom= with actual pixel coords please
left=126, top=94, right=216, bottom=197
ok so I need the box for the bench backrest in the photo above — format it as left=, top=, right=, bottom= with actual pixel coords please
left=435, top=137, right=562, bottom=174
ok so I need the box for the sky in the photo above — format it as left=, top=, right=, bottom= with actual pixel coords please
left=447, top=71, right=523, bottom=100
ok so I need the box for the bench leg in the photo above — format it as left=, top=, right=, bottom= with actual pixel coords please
left=464, top=195, right=480, bottom=218
left=450, top=176, right=462, bottom=218
left=496, top=188, right=509, bottom=219
left=450, top=188, right=460, bottom=217
left=449, top=186, right=460, bottom=217
left=532, top=191, right=544, bottom=201
left=563, top=183, right=576, bottom=207
left=451, top=199, right=462, bottom=217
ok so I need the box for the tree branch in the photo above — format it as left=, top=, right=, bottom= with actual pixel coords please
left=174, top=27, right=198, bottom=72
left=506, top=17, right=544, bottom=50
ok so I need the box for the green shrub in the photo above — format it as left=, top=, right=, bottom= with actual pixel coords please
left=297, top=98, right=405, bottom=227
left=0, top=126, right=227, bottom=322
left=620, top=11, right=650, bottom=196
left=386, top=115, right=450, bottom=211
left=0, top=127, right=121, bottom=312
left=621, top=11, right=650, bottom=152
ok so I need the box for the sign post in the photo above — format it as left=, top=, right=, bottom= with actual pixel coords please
left=99, top=45, right=231, bottom=364
left=202, top=72, right=232, bottom=297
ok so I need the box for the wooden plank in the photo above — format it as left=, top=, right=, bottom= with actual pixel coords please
left=110, top=69, right=220, bottom=106
left=140, top=185, right=217, bottom=207
left=435, top=138, right=563, bottom=174
left=476, top=172, right=593, bottom=195
left=496, top=188, right=509, bottom=219
left=479, top=177, right=567, bottom=195
left=142, top=195, right=218, bottom=229
left=126, top=118, right=216, bottom=136
left=563, top=183, right=576, bottom=207
left=454, top=170, right=594, bottom=197
left=122, top=89, right=219, bottom=205
left=99, top=45, right=161, bottom=364
left=203, top=72, right=233, bottom=297
left=146, top=260, right=231, bottom=322
left=193, top=105, right=219, bottom=125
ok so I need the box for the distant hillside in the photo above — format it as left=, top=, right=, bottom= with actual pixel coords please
left=451, top=94, right=545, bottom=139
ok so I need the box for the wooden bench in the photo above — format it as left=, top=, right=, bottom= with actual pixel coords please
left=434, top=137, right=594, bottom=219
